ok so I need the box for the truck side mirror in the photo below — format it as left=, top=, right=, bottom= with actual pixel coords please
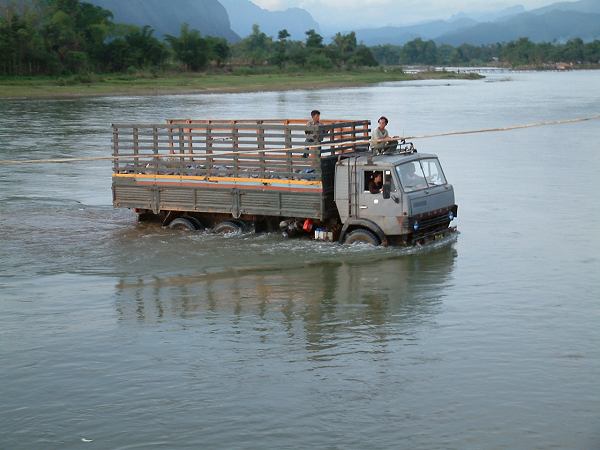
left=382, top=183, right=391, bottom=199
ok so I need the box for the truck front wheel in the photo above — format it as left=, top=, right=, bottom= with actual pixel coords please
left=343, top=229, right=381, bottom=246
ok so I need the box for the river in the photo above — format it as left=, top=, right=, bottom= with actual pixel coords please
left=1, top=71, right=599, bottom=449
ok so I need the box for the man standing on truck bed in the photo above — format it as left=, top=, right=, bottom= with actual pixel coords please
left=304, top=109, right=322, bottom=157
left=371, top=116, right=398, bottom=155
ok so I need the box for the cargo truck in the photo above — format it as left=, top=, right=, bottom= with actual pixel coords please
left=111, top=118, right=457, bottom=246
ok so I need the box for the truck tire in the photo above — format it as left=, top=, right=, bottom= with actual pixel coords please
left=184, top=216, right=205, bottom=230
left=343, top=229, right=381, bottom=246
left=168, top=217, right=199, bottom=231
left=213, top=220, right=244, bottom=235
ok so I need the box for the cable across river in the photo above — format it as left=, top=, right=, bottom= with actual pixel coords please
left=1, top=114, right=599, bottom=166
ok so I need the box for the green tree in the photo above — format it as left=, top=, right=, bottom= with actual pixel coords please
left=436, top=44, right=457, bottom=65
left=370, top=45, right=401, bottom=65
left=237, top=24, right=271, bottom=66
left=502, top=37, right=536, bottom=66
left=104, top=25, right=168, bottom=71
left=286, top=40, right=308, bottom=66
left=561, top=38, right=584, bottom=62
left=401, top=38, right=437, bottom=65
left=329, top=31, right=356, bottom=66
left=206, top=36, right=230, bottom=67
left=76, top=1, right=113, bottom=64
left=40, top=0, right=113, bottom=73
left=349, top=45, right=378, bottom=67
left=584, top=40, right=600, bottom=64
left=271, top=28, right=290, bottom=68
left=166, top=23, right=209, bottom=71
left=305, top=29, right=323, bottom=49
left=306, top=52, right=332, bottom=69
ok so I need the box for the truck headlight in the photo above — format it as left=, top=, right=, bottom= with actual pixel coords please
left=413, top=221, right=419, bottom=231
left=448, top=211, right=454, bottom=220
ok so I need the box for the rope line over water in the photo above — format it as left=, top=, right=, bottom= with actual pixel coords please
left=1, top=114, right=599, bottom=166
left=400, top=114, right=600, bottom=140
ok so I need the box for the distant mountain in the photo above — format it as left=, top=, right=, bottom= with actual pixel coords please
left=437, top=9, right=600, bottom=45
left=353, top=18, right=477, bottom=46
left=449, top=5, right=525, bottom=23
left=352, top=0, right=600, bottom=47
left=531, top=0, right=600, bottom=15
left=85, top=0, right=239, bottom=42
left=219, top=0, right=320, bottom=40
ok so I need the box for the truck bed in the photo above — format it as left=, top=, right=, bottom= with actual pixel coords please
left=112, top=119, right=370, bottom=220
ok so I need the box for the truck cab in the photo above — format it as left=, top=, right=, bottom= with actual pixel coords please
left=335, top=149, right=457, bottom=245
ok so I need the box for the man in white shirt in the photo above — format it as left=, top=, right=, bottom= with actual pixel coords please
left=370, top=116, right=398, bottom=155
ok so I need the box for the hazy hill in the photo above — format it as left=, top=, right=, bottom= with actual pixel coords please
left=354, top=18, right=476, bottom=46
left=437, top=9, right=600, bottom=45
left=219, top=0, right=320, bottom=40
left=347, top=0, right=600, bottom=47
left=531, top=0, right=600, bottom=15
left=85, top=0, right=239, bottom=41
left=449, top=5, right=525, bottom=22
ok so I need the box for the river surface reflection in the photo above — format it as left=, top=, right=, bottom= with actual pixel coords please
left=1, top=71, right=600, bottom=449
left=114, top=243, right=456, bottom=339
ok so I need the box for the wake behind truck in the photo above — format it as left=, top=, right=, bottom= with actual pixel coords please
left=112, top=118, right=457, bottom=246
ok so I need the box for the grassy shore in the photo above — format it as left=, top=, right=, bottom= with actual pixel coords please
left=0, top=69, right=483, bottom=99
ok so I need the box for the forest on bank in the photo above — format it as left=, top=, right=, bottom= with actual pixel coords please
left=1, top=0, right=599, bottom=77
left=372, top=37, right=600, bottom=67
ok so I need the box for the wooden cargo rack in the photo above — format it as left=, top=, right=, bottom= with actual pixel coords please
left=112, top=119, right=371, bottom=180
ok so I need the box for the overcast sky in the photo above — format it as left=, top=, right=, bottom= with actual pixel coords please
left=251, top=0, right=578, bottom=30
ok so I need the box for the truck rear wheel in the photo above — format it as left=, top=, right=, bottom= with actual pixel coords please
left=213, top=220, right=244, bottom=235
left=185, top=216, right=205, bottom=230
left=168, top=217, right=200, bottom=231
left=344, top=229, right=381, bottom=246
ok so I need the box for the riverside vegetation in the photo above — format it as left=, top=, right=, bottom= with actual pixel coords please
left=0, top=0, right=597, bottom=98
left=0, top=69, right=483, bottom=99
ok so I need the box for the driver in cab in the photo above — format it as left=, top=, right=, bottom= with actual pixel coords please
left=400, top=163, right=426, bottom=190
left=368, top=172, right=383, bottom=194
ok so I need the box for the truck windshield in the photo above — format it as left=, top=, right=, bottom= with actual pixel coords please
left=396, top=158, right=447, bottom=192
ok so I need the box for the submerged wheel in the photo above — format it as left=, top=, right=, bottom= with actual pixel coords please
left=213, top=220, right=245, bottom=235
left=343, top=229, right=381, bottom=246
left=184, top=216, right=205, bottom=230
left=168, top=217, right=199, bottom=231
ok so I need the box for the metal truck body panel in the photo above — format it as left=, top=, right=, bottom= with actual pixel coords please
left=113, top=176, right=325, bottom=218
left=407, top=186, right=455, bottom=216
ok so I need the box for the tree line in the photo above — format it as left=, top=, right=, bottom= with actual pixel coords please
left=233, top=25, right=377, bottom=70
left=372, top=37, right=600, bottom=67
left=0, top=0, right=231, bottom=75
left=0, top=0, right=377, bottom=76
left=1, top=0, right=599, bottom=77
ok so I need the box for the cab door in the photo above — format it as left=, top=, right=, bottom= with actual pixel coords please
left=358, top=169, right=404, bottom=234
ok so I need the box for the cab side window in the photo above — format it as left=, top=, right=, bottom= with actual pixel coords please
left=364, top=170, right=395, bottom=194
left=364, top=171, right=378, bottom=192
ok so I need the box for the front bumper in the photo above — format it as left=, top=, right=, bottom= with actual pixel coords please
left=409, top=204, right=458, bottom=239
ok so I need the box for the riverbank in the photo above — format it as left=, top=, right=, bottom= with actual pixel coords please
left=0, top=70, right=483, bottom=99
